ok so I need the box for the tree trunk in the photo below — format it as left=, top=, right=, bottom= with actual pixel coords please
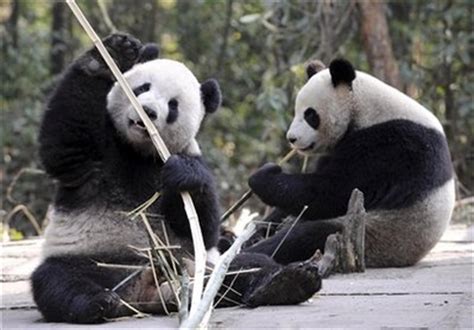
left=357, top=0, right=401, bottom=89
left=50, top=2, right=67, bottom=75
left=144, top=0, right=158, bottom=42
left=5, top=0, right=20, bottom=49
left=216, top=0, right=234, bottom=78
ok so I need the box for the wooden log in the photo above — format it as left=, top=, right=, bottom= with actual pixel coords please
left=339, top=188, right=366, bottom=273
left=315, top=189, right=366, bottom=277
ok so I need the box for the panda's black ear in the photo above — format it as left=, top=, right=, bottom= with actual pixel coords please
left=201, top=79, right=221, bottom=114
left=306, top=60, right=326, bottom=80
left=138, top=43, right=159, bottom=63
left=329, top=58, right=356, bottom=87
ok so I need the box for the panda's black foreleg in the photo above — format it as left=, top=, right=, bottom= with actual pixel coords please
left=241, top=208, right=289, bottom=250
left=31, top=256, right=129, bottom=324
left=216, top=252, right=321, bottom=307
left=160, top=154, right=220, bottom=250
left=244, top=220, right=343, bottom=265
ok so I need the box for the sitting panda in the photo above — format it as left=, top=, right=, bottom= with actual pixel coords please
left=247, top=59, right=455, bottom=268
left=32, top=33, right=321, bottom=324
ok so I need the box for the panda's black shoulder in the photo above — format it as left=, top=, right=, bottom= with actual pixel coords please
left=326, top=119, right=453, bottom=210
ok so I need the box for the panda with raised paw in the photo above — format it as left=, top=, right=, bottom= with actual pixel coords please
left=247, top=59, right=455, bottom=268
left=32, top=33, right=321, bottom=324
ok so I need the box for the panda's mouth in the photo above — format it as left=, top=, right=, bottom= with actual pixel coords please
left=299, top=142, right=315, bottom=152
left=129, top=119, right=147, bottom=130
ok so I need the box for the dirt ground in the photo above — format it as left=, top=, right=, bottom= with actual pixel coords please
left=1, top=224, right=472, bottom=329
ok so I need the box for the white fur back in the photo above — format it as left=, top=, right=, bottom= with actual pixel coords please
left=352, top=72, right=444, bottom=133
left=42, top=206, right=193, bottom=261
left=364, top=179, right=455, bottom=267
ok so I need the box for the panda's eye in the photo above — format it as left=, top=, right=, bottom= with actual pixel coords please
left=168, top=98, right=179, bottom=109
left=304, top=107, right=320, bottom=129
left=167, top=98, right=179, bottom=124
left=133, top=83, right=151, bottom=96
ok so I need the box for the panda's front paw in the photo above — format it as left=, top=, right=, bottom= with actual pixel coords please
left=80, top=33, right=143, bottom=78
left=248, top=163, right=282, bottom=205
left=161, top=155, right=209, bottom=193
left=103, top=33, right=142, bottom=71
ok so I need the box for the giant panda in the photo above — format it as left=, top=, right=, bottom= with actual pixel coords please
left=246, top=59, right=455, bottom=268
left=32, top=33, right=321, bottom=324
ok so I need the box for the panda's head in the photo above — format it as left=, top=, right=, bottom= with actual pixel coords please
left=107, top=54, right=221, bottom=156
left=287, top=59, right=356, bottom=155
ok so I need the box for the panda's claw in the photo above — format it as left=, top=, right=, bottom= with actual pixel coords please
left=103, top=33, right=142, bottom=70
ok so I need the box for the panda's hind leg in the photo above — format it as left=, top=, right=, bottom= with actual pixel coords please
left=31, top=256, right=128, bottom=324
left=245, top=220, right=343, bottom=265
left=216, top=253, right=321, bottom=308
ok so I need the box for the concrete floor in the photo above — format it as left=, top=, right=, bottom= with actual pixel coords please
left=1, top=224, right=472, bottom=329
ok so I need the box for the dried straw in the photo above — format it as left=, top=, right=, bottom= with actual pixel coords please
left=271, top=205, right=308, bottom=258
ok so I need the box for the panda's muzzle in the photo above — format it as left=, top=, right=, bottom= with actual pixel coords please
left=129, top=119, right=146, bottom=130
left=142, top=105, right=158, bottom=120
left=300, top=142, right=315, bottom=152
left=128, top=105, right=157, bottom=130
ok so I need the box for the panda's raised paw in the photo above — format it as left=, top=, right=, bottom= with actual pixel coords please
left=79, top=33, right=143, bottom=78
left=102, top=33, right=143, bottom=71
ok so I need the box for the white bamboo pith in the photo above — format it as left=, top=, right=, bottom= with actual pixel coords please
left=180, top=223, right=257, bottom=329
left=65, top=0, right=207, bottom=318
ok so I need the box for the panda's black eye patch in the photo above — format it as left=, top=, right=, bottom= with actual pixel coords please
left=133, top=83, right=151, bottom=96
left=168, top=98, right=178, bottom=109
left=304, top=107, right=320, bottom=129
left=167, top=98, right=179, bottom=124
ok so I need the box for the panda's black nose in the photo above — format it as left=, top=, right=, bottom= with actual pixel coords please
left=143, top=106, right=157, bottom=120
left=288, top=137, right=297, bottom=144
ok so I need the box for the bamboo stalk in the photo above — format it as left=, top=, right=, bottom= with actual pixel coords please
left=271, top=205, right=308, bottom=258
left=126, top=192, right=160, bottom=219
left=147, top=249, right=170, bottom=315
left=4, top=204, right=42, bottom=238
left=180, top=222, right=256, bottom=329
left=219, top=190, right=253, bottom=223
left=278, top=148, right=298, bottom=165
left=302, top=156, right=309, bottom=173
left=220, top=149, right=298, bottom=222
left=178, top=267, right=190, bottom=324
left=111, top=269, right=142, bottom=292
left=140, top=213, right=180, bottom=305
left=213, top=269, right=241, bottom=307
left=65, top=0, right=207, bottom=316
left=118, top=298, right=147, bottom=318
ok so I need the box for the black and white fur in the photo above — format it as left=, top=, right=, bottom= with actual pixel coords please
left=247, top=59, right=455, bottom=268
left=32, top=34, right=321, bottom=324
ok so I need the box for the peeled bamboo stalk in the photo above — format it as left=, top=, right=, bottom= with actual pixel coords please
left=65, top=0, right=206, bottom=316
left=180, top=222, right=257, bottom=329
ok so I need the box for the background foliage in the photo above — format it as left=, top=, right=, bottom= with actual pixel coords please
left=1, top=0, right=472, bottom=238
